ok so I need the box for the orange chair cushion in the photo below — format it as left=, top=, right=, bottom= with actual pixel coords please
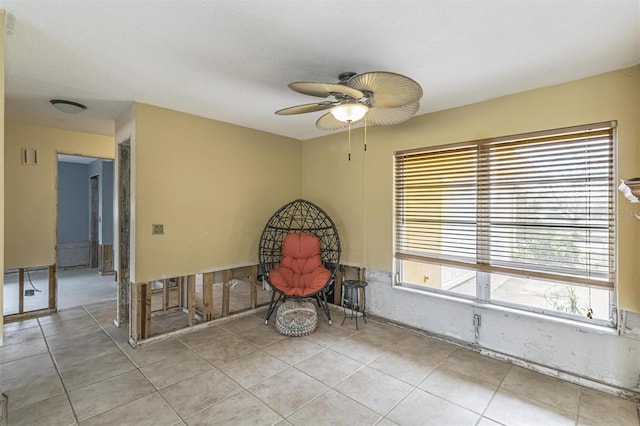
left=269, top=232, right=331, bottom=297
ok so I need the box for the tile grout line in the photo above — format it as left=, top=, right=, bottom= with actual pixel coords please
left=152, top=337, right=239, bottom=423
left=185, top=322, right=364, bottom=423
left=173, top=340, right=282, bottom=423
left=476, top=362, right=512, bottom=425
left=133, top=318, right=265, bottom=422
left=109, top=306, right=261, bottom=423
left=243, top=324, right=367, bottom=421
left=290, top=324, right=439, bottom=423
left=489, top=366, right=583, bottom=423
left=37, top=316, right=81, bottom=425
left=285, top=332, right=418, bottom=423
left=574, top=387, right=582, bottom=426
left=11, top=299, right=639, bottom=425
left=253, top=348, right=369, bottom=423
left=367, top=345, right=506, bottom=424
left=15, top=309, right=421, bottom=423
left=148, top=325, right=299, bottom=423
left=82, top=304, right=188, bottom=424
left=364, top=345, right=411, bottom=421
left=373, top=345, right=451, bottom=423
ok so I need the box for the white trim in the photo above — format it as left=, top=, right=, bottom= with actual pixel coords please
left=393, top=283, right=617, bottom=334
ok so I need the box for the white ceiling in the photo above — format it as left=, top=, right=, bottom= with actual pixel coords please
left=2, top=0, right=639, bottom=141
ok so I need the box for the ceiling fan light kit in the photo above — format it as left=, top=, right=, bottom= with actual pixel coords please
left=330, top=103, right=369, bottom=122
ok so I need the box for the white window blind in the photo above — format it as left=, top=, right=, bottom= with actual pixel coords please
left=394, top=122, right=615, bottom=289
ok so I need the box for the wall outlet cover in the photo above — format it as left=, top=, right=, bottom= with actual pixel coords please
left=152, top=224, right=164, bottom=235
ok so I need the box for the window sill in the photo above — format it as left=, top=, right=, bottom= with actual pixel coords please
left=393, top=283, right=618, bottom=335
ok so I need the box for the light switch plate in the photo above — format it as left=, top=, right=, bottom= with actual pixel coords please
left=152, top=224, right=164, bottom=235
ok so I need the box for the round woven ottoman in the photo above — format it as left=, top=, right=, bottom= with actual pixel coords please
left=275, top=299, right=317, bottom=336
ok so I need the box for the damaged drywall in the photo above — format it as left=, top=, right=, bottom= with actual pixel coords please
left=366, top=269, right=640, bottom=393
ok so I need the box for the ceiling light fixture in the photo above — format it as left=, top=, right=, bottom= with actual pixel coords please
left=50, top=99, right=87, bottom=114
left=328, top=103, right=370, bottom=161
left=330, top=103, right=368, bottom=123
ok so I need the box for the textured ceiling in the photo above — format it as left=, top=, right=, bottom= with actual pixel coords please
left=1, top=0, right=639, bottom=140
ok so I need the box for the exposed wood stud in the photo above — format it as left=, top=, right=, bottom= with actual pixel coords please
left=187, top=275, right=196, bottom=326
left=358, top=267, right=366, bottom=311
left=18, top=268, right=24, bottom=314
left=222, top=269, right=232, bottom=317
left=98, top=244, right=114, bottom=275
left=144, top=282, right=151, bottom=338
left=203, top=272, right=214, bottom=321
left=128, top=282, right=151, bottom=342
left=163, top=279, right=170, bottom=311
left=136, top=283, right=143, bottom=339
left=129, top=282, right=141, bottom=344
left=48, top=264, right=57, bottom=310
left=181, top=276, right=188, bottom=310
left=178, top=276, right=184, bottom=308
left=3, top=308, right=57, bottom=323
left=122, top=263, right=280, bottom=339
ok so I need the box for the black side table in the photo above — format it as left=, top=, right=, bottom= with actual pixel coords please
left=341, top=279, right=368, bottom=330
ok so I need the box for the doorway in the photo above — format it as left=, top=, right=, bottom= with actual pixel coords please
left=56, top=154, right=116, bottom=309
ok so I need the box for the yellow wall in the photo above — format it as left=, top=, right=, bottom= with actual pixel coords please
left=131, top=103, right=302, bottom=283
left=4, top=123, right=114, bottom=269
left=303, top=66, right=640, bottom=312
left=0, top=9, right=5, bottom=343
left=302, top=134, right=366, bottom=266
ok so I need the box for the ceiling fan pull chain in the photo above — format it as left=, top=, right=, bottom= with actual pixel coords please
left=348, top=121, right=352, bottom=161
left=364, top=118, right=367, bottom=152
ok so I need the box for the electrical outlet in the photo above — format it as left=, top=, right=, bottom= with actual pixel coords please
left=24, top=289, right=35, bottom=297
left=152, top=224, right=164, bottom=235
left=473, top=314, right=481, bottom=327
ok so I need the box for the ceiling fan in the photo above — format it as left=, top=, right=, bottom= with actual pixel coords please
left=275, top=71, right=423, bottom=130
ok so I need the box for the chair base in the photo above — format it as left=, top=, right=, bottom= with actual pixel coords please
left=264, top=286, right=332, bottom=326
left=275, top=299, right=317, bottom=336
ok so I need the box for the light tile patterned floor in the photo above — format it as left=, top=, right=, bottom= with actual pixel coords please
left=3, top=268, right=116, bottom=314
left=1, top=300, right=639, bottom=426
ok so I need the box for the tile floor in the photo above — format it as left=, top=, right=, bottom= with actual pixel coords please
left=3, top=268, right=116, bottom=314
left=1, top=300, right=639, bottom=426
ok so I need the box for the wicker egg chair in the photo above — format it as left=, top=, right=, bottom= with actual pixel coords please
left=259, top=199, right=341, bottom=325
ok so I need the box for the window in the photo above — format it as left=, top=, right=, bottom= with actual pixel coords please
left=394, top=122, right=616, bottom=325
